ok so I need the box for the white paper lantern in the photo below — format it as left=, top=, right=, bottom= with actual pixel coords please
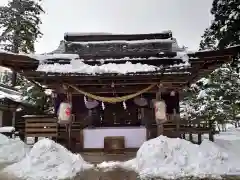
left=85, top=100, right=99, bottom=109
left=154, top=101, right=167, bottom=124
left=58, top=102, right=72, bottom=124
left=134, top=97, right=148, bottom=107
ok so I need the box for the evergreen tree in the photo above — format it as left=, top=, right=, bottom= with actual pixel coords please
left=196, top=0, right=240, bottom=128
left=0, top=0, right=51, bottom=114
left=0, top=0, right=44, bottom=53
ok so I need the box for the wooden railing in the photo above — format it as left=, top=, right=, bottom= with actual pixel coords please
left=25, top=118, right=58, bottom=138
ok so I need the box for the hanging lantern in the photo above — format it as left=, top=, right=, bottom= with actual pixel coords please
left=154, top=100, right=167, bottom=123
left=58, top=102, right=72, bottom=125
left=84, top=97, right=99, bottom=109
left=134, top=97, right=148, bottom=107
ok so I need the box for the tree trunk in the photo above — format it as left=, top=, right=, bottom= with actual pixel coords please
left=217, top=123, right=221, bottom=132
left=11, top=13, right=21, bottom=87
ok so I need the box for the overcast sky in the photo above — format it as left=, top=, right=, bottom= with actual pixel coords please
left=0, top=0, right=213, bottom=53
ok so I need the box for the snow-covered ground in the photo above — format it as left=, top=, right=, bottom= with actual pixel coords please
left=0, top=134, right=29, bottom=165
left=2, top=138, right=93, bottom=180
left=98, top=127, right=240, bottom=179
left=0, top=127, right=239, bottom=180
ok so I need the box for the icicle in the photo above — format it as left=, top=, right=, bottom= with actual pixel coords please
left=102, top=102, right=105, bottom=110
left=123, top=101, right=127, bottom=109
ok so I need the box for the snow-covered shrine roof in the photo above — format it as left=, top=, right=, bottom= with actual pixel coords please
left=0, top=32, right=239, bottom=92
left=0, top=84, right=23, bottom=103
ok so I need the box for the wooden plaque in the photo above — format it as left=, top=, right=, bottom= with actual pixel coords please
left=104, top=136, right=125, bottom=154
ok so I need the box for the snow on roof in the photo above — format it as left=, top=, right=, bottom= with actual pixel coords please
left=35, top=48, right=190, bottom=74
left=0, top=126, right=15, bottom=133
left=69, top=38, right=173, bottom=45
left=1, top=46, right=78, bottom=63
left=0, top=85, right=22, bottom=102
left=37, top=61, right=160, bottom=74
left=29, top=53, right=79, bottom=62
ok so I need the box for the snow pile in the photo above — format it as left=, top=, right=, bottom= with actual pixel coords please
left=135, top=136, right=240, bottom=179
left=96, top=159, right=137, bottom=172
left=96, top=161, right=122, bottom=171
left=37, top=61, right=160, bottom=74
left=0, top=134, right=29, bottom=164
left=0, top=127, right=15, bottom=133
left=120, top=158, right=138, bottom=172
left=3, top=138, right=93, bottom=180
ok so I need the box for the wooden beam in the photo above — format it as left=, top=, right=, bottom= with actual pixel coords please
left=24, top=74, right=191, bottom=86
left=68, top=85, right=183, bottom=94
left=46, top=57, right=184, bottom=66
left=64, top=32, right=172, bottom=42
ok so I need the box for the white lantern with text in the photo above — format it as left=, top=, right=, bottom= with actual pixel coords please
left=154, top=101, right=167, bottom=124
left=58, top=102, right=72, bottom=124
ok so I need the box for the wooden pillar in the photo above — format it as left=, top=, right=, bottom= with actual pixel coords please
left=62, top=84, right=73, bottom=150
left=173, top=109, right=180, bottom=138
left=197, top=124, right=202, bottom=144
left=209, top=121, right=214, bottom=142
left=155, top=85, right=164, bottom=136
left=11, top=111, right=16, bottom=127
left=198, top=133, right=202, bottom=144
left=67, top=90, right=73, bottom=150
left=189, top=133, right=193, bottom=142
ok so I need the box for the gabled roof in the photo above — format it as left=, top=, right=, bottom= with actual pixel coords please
left=0, top=32, right=239, bottom=92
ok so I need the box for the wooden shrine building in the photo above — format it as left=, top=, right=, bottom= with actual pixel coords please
left=0, top=31, right=239, bottom=152
left=0, top=84, right=22, bottom=127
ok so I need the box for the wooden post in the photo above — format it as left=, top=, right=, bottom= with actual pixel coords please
left=198, top=133, right=202, bottom=144
left=209, top=120, right=214, bottom=142
left=63, top=84, right=73, bottom=150
left=174, top=109, right=180, bottom=138
left=189, top=133, right=193, bottom=142
left=155, top=86, right=164, bottom=136
left=12, top=111, right=16, bottom=127
left=140, top=108, right=145, bottom=126
left=197, top=124, right=202, bottom=144
left=67, top=91, right=72, bottom=150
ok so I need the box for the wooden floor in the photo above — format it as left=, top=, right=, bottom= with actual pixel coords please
left=82, top=151, right=136, bottom=163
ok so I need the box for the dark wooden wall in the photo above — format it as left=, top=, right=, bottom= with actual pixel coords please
left=2, top=110, right=13, bottom=126
left=54, top=91, right=180, bottom=127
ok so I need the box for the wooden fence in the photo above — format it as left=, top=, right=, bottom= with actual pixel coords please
left=25, top=118, right=58, bottom=138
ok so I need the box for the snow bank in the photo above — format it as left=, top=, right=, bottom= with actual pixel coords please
left=120, top=158, right=138, bottom=172
left=0, top=127, right=15, bottom=133
left=96, top=159, right=137, bottom=172
left=3, top=138, right=93, bottom=180
left=135, top=136, right=240, bottom=179
left=96, top=161, right=122, bottom=171
left=0, top=134, right=29, bottom=164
